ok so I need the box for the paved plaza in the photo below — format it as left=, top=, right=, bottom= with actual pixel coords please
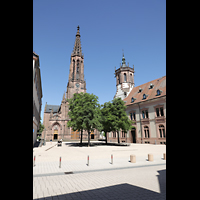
left=33, top=142, right=166, bottom=199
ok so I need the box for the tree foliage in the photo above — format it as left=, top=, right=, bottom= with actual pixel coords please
left=100, top=101, right=115, bottom=143
left=38, top=117, right=44, bottom=134
left=67, top=92, right=102, bottom=146
left=67, top=93, right=133, bottom=146
left=110, top=97, right=133, bottom=143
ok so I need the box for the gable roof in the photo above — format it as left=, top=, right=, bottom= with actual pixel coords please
left=45, top=104, right=60, bottom=113
left=124, top=76, right=166, bottom=106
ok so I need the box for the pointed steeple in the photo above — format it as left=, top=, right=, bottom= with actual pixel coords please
left=62, top=91, right=65, bottom=102
left=71, top=25, right=83, bottom=58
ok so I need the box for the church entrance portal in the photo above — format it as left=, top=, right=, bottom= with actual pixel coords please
left=54, top=130, right=58, bottom=140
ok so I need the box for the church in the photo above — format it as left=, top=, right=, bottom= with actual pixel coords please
left=42, top=26, right=166, bottom=144
left=41, top=26, right=99, bottom=141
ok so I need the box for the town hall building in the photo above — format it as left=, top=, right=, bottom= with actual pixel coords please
left=41, top=26, right=99, bottom=141
left=107, top=54, right=166, bottom=144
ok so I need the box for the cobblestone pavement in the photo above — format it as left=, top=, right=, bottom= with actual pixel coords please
left=33, top=142, right=166, bottom=199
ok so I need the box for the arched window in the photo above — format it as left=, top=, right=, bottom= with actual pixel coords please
left=72, top=60, right=75, bottom=80
left=131, top=97, right=134, bottom=103
left=76, top=60, right=80, bottom=79
left=124, top=73, right=127, bottom=82
left=157, top=89, right=161, bottom=95
left=159, top=125, right=165, bottom=138
left=144, top=126, right=149, bottom=138
left=143, top=94, right=146, bottom=99
left=77, top=60, right=79, bottom=73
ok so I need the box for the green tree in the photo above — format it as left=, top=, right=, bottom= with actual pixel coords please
left=67, top=92, right=102, bottom=146
left=111, top=97, right=133, bottom=143
left=100, top=101, right=115, bottom=144
left=38, top=117, right=45, bottom=134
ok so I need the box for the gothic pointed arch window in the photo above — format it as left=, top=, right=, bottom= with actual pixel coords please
left=72, top=59, right=75, bottom=80
left=76, top=59, right=79, bottom=73
left=76, top=60, right=80, bottom=80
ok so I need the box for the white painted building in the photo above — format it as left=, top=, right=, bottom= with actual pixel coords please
left=114, top=54, right=135, bottom=100
left=33, top=52, right=42, bottom=146
left=112, top=55, right=166, bottom=144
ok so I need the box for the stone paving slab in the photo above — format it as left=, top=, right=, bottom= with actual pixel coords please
left=33, top=142, right=166, bottom=175
left=33, top=164, right=166, bottom=200
left=33, top=142, right=166, bottom=199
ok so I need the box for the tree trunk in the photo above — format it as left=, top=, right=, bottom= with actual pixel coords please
left=80, top=130, right=83, bottom=145
left=117, top=130, right=120, bottom=144
left=105, top=132, right=107, bottom=144
left=88, top=130, right=90, bottom=147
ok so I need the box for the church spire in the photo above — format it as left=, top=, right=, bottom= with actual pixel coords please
left=71, top=25, right=83, bottom=58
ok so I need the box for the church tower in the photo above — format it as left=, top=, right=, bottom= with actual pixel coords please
left=114, top=54, right=135, bottom=100
left=66, top=26, right=86, bottom=100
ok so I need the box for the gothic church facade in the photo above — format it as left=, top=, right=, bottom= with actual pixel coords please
left=41, top=26, right=99, bottom=141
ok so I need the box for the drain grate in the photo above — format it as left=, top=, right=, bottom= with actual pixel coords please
left=64, top=172, right=73, bottom=175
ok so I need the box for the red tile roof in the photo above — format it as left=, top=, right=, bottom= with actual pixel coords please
left=124, top=76, right=166, bottom=106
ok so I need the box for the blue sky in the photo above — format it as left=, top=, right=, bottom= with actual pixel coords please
left=33, top=0, right=166, bottom=123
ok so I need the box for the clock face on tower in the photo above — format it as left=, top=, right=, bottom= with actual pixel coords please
left=76, top=83, right=80, bottom=88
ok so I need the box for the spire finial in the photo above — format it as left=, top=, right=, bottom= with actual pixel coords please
left=122, top=49, right=124, bottom=57
left=76, top=25, right=80, bottom=37
left=122, top=49, right=125, bottom=64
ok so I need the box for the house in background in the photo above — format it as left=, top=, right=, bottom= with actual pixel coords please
left=124, top=76, right=166, bottom=144
left=110, top=55, right=166, bottom=144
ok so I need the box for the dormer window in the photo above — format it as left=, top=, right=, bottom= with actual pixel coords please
left=149, top=83, right=154, bottom=89
left=143, top=94, right=146, bottom=99
left=138, top=87, right=142, bottom=93
left=157, top=89, right=161, bottom=95
left=131, top=97, right=134, bottom=103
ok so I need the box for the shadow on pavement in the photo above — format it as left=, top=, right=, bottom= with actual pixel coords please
left=65, top=142, right=130, bottom=147
left=36, top=169, right=166, bottom=200
left=33, top=141, right=41, bottom=148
